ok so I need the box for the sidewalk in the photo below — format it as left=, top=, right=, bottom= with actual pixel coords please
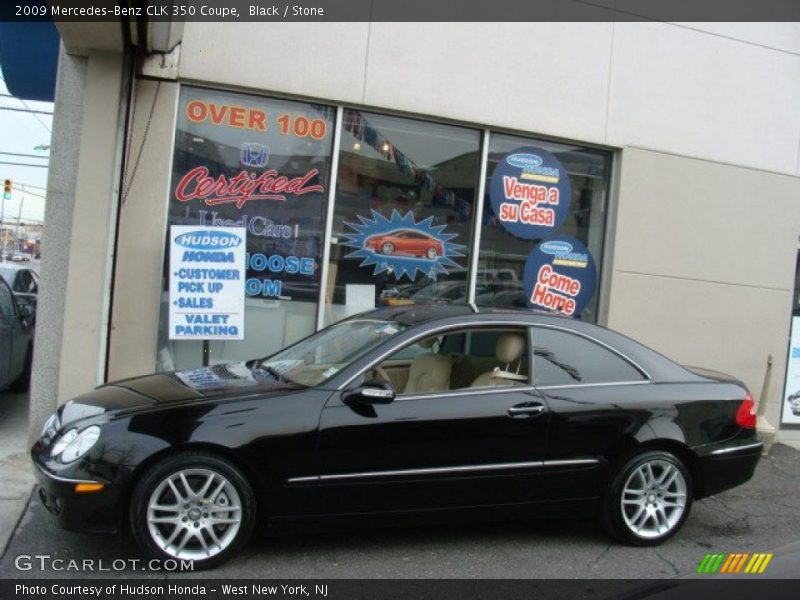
left=0, top=391, right=35, bottom=558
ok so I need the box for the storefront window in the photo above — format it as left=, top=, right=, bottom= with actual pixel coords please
left=323, top=110, right=481, bottom=325
left=477, top=134, right=611, bottom=321
left=156, top=87, right=335, bottom=371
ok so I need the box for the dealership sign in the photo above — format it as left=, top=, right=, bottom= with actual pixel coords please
left=168, top=226, right=246, bottom=340
left=522, top=236, right=596, bottom=317
left=489, top=146, right=571, bottom=240
left=175, top=166, right=324, bottom=209
left=781, top=316, right=800, bottom=425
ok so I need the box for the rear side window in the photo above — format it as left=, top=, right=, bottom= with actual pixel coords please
left=533, top=327, right=645, bottom=387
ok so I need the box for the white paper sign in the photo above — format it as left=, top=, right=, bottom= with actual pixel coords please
left=169, top=225, right=246, bottom=340
left=781, top=316, right=800, bottom=424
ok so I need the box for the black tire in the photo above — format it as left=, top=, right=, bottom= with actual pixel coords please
left=130, top=451, right=257, bottom=570
left=602, top=450, right=693, bottom=546
left=9, top=345, right=32, bottom=393
left=381, top=242, right=394, bottom=255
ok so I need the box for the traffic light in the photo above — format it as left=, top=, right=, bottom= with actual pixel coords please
left=2, top=179, right=11, bottom=200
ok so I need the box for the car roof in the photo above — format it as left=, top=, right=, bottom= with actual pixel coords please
left=358, top=304, right=602, bottom=330
left=0, top=262, right=31, bottom=274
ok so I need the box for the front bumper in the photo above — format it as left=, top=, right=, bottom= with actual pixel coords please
left=31, top=451, right=127, bottom=534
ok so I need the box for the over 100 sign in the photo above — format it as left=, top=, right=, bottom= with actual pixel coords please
left=168, top=226, right=246, bottom=340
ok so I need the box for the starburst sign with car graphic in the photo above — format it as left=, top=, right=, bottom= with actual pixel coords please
left=343, top=210, right=465, bottom=280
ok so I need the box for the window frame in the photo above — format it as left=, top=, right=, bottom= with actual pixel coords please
left=354, top=323, right=535, bottom=400
left=530, top=324, right=651, bottom=389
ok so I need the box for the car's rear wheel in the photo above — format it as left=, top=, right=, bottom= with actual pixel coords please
left=130, top=452, right=256, bottom=569
left=381, top=242, right=394, bottom=255
left=426, top=247, right=438, bottom=259
left=603, top=450, right=692, bottom=545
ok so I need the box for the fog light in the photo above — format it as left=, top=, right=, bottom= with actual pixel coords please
left=74, top=482, right=104, bottom=493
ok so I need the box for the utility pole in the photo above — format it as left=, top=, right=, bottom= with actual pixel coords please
left=14, top=194, right=25, bottom=257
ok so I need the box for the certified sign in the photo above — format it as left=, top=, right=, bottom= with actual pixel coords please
left=168, top=226, right=246, bottom=340
left=489, top=146, right=571, bottom=240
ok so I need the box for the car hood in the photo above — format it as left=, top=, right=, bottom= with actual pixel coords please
left=57, top=361, right=299, bottom=427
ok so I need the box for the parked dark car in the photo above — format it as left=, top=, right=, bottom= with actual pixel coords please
left=0, top=273, right=35, bottom=392
left=0, top=263, right=39, bottom=315
left=31, top=306, right=762, bottom=569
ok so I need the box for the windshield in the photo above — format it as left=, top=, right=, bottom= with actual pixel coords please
left=259, top=319, right=406, bottom=387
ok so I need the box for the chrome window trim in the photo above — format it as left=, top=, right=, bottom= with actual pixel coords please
left=710, top=441, right=764, bottom=456
left=287, top=458, right=599, bottom=484
left=337, top=319, right=651, bottom=392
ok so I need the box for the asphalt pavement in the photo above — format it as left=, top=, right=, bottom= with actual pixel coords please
left=1, top=401, right=798, bottom=579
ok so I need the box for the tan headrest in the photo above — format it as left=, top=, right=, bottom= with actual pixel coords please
left=419, top=337, right=436, bottom=349
left=496, top=333, right=525, bottom=363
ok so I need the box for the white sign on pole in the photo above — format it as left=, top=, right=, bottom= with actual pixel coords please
left=168, top=225, right=246, bottom=340
left=781, top=316, right=800, bottom=424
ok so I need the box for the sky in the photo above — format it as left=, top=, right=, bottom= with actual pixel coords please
left=0, top=73, right=52, bottom=223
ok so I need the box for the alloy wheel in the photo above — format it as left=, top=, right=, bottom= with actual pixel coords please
left=146, top=468, right=242, bottom=560
left=620, top=459, right=687, bottom=539
left=382, top=242, right=394, bottom=255
left=426, top=248, right=437, bottom=259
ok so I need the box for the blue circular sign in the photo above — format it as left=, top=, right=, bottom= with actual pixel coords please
left=522, top=236, right=596, bottom=317
left=489, top=146, right=571, bottom=240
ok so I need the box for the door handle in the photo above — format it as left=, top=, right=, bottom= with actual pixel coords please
left=508, top=403, right=546, bottom=417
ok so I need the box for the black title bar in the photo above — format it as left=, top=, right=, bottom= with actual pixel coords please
left=4, top=0, right=800, bottom=22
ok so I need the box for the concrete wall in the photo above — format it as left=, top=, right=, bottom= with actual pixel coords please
left=55, top=51, right=126, bottom=402
left=178, top=21, right=800, bottom=177
left=28, top=45, right=87, bottom=441
left=607, top=147, right=800, bottom=430
left=107, top=81, right=179, bottom=381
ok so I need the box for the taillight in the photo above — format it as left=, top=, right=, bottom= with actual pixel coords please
left=736, top=393, right=757, bottom=429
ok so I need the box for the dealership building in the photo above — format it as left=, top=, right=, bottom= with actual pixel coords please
left=9, top=16, right=800, bottom=443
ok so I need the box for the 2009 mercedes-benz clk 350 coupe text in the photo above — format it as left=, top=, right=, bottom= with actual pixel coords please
left=32, top=306, right=763, bottom=569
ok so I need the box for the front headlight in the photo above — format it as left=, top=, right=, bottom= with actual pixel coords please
left=41, top=413, right=61, bottom=439
left=50, top=426, right=101, bottom=464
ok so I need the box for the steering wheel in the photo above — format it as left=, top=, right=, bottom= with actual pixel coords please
left=368, top=366, right=392, bottom=384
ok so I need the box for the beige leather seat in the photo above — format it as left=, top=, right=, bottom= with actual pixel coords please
left=470, top=333, right=526, bottom=388
left=403, top=337, right=453, bottom=394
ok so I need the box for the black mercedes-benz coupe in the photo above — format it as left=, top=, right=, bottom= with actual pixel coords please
left=32, top=306, right=762, bottom=568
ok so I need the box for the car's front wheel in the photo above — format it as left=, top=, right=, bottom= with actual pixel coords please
left=603, top=450, right=692, bottom=545
left=381, top=242, right=395, bottom=255
left=130, top=451, right=256, bottom=569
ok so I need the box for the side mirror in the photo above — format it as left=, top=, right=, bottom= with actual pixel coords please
left=19, top=303, right=33, bottom=320
left=342, top=380, right=396, bottom=405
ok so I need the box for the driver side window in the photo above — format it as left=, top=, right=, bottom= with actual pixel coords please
left=370, top=327, right=530, bottom=396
